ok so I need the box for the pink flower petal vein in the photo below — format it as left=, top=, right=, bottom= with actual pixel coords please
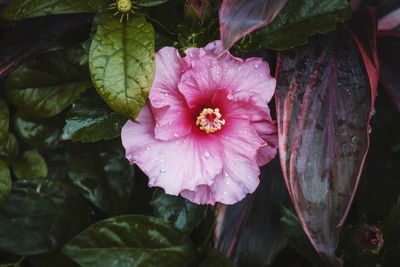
left=121, top=41, right=277, bottom=205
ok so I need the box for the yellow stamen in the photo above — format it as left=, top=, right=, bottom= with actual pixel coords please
left=196, top=108, right=225, bottom=133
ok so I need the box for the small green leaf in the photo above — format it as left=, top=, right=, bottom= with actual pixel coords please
left=0, top=99, right=9, bottom=150
left=15, top=112, right=64, bottom=149
left=5, top=48, right=90, bottom=118
left=137, top=0, right=171, bottom=7
left=151, top=189, right=207, bottom=234
left=65, top=141, right=134, bottom=216
left=89, top=15, right=155, bottom=120
left=198, top=249, right=234, bottom=267
left=2, top=0, right=107, bottom=21
left=62, top=93, right=125, bottom=143
left=63, top=215, right=197, bottom=267
left=0, top=180, right=93, bottom=255
left=12, top=151, right=48, bottom=180
left=0, top=160, right=11, bottom=207
left=252, top=0, right=351, bottom=50
left=0, top=133, right=20, bottom=164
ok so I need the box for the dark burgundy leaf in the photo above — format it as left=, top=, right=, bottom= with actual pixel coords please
left=0, top=14, right=92, bottom=78
left=219, top=0, right=288, bottom=50
left=275, top=13, right=378, bottom=266
left=378, top=31, right=400, bottom=113
left=215, top=157, right=288, bottom=267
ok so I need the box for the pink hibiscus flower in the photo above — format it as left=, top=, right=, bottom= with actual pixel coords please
left=121, top=41, right=277, bottom=205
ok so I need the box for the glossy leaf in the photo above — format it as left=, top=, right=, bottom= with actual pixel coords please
left=0, top=99, right=9, bottom=150
left=151, top=189, right=207, bottom=234
left=63, top=215, right=197, bottom=267
left=89, top=15, right=155, bottom=120
left=0, top=14, right=92, bottom=78
left=62, top=93, right=125, bottom=143
left=0, top=180, right=93, bottom=255
left=2, top=0, right=107, bottom=20
left=275, top=17, right=378, bottom=265
left=5, top=47, right=90, bottom=118
left=0, top=133, right=19, bottom=164
left=378, top=31, right=400, bottom=113
left=219, top=0, right=288, bottom=50
left=199, top=249, right=234, bottom=267
left=216, top=158, right=288, bottom=266
left=15, top=112, right=64, bottom=149
left=252, top=0, right=351, bottom=50
left=12, top=150, right=48, bottom=180
left=137, top=0, right=171, bottom=7
left=65, top=141, right=135, bottom=216
left=0, top=160, right=11, bottom=207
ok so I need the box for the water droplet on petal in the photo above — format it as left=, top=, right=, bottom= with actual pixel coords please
left=204, top=152, right=210, bottom=159
left=254, top=64, right=259, bottom=69
left=156, top=123, right=160, bottom=127
left=164, top=92, right=169, bottom=97
left=223, top=191, right=227, bottom=195
left=160, top=169, right=166, bottom=174
left=145, top=146, right=150, bottom=150
left=173, top=133, right=180, bottom=137
left=225, top=172, right=229, bottom=177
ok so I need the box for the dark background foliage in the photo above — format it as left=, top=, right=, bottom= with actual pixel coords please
left=0, top=0, right=399, bottom=266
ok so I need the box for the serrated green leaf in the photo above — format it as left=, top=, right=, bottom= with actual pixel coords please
left=5, top=48, right=90, bottom=118
left=0, top=180, right=93, bottom=255
left=137, top=0, right=171, bottom=7
left=89, top=15, right=155, bottom=120
left=12, top=151, right=48, bottom=180
left=15, top=112, right=64, bottom=149
left=0, top=99, right=9, bottom=150
left=2, top=0, right=107, bottom=21
left=63, top=215, right=197, bottom=267
left=151, top=189, right=207, bottom=235
left=252, top=0, right=351, bottom=50
left=65, top=141, right=134, bottom=216
left=198, top=249, right=234, bottom=267
left=0, top=133, right=20, bottom=164
left=62, top=93, right=125, bottom=143
left=0, top=160, right=11, bottom=207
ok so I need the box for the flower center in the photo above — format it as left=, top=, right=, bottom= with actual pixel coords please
left=117, top=0, right=133, bottom=13
left=196, top=108, right=225, bottom=133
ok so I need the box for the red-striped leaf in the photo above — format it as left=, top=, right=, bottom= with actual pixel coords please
left=275, top=13, right=378, bottom=266
left=219, top=0, right=288, bottom=50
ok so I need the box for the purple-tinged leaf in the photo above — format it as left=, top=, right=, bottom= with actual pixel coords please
left=215, top=158, right=288, bottom=266
left=186, top=0, right=208, bottom=17
left=275, top=12, right=378, bottom=266
left=0, top=14, right=92, bottom=78
left=378, top=31, right=400, bottom=113
left=219, top=0, right=288, bottom=50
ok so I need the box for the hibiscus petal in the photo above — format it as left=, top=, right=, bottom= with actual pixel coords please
left=252, top=120, right=278, bottom=166
left=149, top=47, right=192, bottom=141
left=121, top=104, right=223, bottom=195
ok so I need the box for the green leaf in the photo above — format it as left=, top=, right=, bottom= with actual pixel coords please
left=15, top=112, right=64, bottom=149
left=12, top=151, right=48, bottom=180
left=0, top=133, right=20, bottom=164
left=0, top=180, right=93, bottom=255
left=63, top=215, right=197, bottom=267
left=0, top=160, right=11, bottom=207
left=62, top=92, right=125, bottom=143
left=2, top=0, right=107, bottom=21
left=151, top=189, right=207, bottom=234
left=252, top=0, right=351, bottom=50
left=0, top=99, right=9, bottom=150
left=5, top=48, right=90, bottom=118
left=89, top=15, right=155, bottom=120
left=65, top=141, right=135, bottom=216
left=198, top=249, right=234, bottom=267
left=137, top=0, right=171, bottom=7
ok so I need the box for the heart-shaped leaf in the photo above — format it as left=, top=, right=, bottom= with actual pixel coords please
left=151, top=189, right=207, bottom=234
left=2, top=0, right=107, bottom=20
left=0, top=99, right=9, bottom=150
left=219, top=0, right=288, bottom=50
left=65, top=141, right=135, bottom=216
left=63, top=215, right=197, bottom=267
left=0, top=133, right=19, bottom=164
left=89, top=15, right=155, bottom=120
left=0, top=180, right=93, bottom=255
left=5, top=47, right=90, bottom=118
left=15, top=112, right=64, bottom=149
left=0, top=160, right=11, bottom=207
left=275, top=13, right=378, bottom=265
left=62, top=92, right=125, bottom=143
left=12, top=150, right=48, bottom=180
left=252, top=0, right=351, bottom=50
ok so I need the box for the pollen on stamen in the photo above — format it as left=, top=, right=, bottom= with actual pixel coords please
left=196, top=108, right=225, bottom=133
